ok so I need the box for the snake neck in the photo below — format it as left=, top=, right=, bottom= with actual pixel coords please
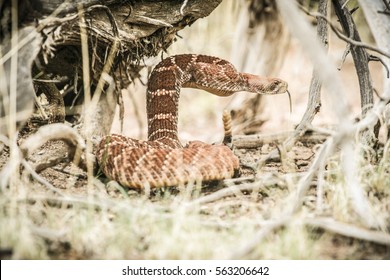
left=146, top=54, right=287, bottom=148
left=146, top=85, right=181, bottom=148
left=146, top=56, right=182, bottom=148
left=146, top=55, right=242, bottom=148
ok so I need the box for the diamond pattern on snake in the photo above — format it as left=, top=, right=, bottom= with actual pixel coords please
left=96, top=54, right=288, bottom=189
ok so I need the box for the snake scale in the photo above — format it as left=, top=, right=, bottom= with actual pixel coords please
left=96, top=54, right=288, bottom=189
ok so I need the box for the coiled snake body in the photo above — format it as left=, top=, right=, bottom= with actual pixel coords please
left=96, top=54, right=288, bottom=189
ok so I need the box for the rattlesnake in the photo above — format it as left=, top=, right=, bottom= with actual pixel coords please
left=96, top=54, right=288, bottom=189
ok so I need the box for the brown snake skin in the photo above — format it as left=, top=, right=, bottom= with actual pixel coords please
left=96, top=54, right=288, bottom=189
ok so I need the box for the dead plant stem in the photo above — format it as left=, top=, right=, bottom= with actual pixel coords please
left=78, top=4, right=94, bottom=191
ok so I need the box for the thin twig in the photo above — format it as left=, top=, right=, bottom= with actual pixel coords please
left=19, top=123, right=85, bottom=159
left=369, top=55, right=390, bottom=78
left=382, top=0, right=390, bottom=11
left=342, top=0, right=352, bottom=9
left=338, top=44, right=351, bottom=70
left=85, top=5, right=120, bottom=36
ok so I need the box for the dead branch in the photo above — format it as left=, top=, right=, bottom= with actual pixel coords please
left=306, top=217, right=390, bottom=245
left=332, top=0, right=378, bottom=143
left=358, top=0, right=390, bottom=141
left=19, top=123, right=86, bottom=172
left=233, top=130, right=329, bottom=149
left=255, top=0, right=351, bottom=168
left=232, top=0, right=383, bottom=257
left=20, top=124, right=85, bottom=157
left=295, top=0, right=329, bottom=134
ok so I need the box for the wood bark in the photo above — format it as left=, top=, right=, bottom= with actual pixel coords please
left=357, top=0, right=390, bottom=141
left=332, top=0, right=378, bottom=144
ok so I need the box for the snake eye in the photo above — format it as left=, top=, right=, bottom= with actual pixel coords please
left=269, top=80, right=280, bottom=91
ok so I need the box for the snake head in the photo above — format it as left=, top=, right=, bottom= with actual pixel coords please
left=242, top=73, right=288, bottom=95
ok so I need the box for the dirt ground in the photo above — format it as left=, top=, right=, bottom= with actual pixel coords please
left=2, top=130, right=389, bottom=259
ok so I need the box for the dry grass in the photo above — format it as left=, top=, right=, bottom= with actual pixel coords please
left=0, top=148, right=389, bottom=259
left=1, top=0, right=390, bottom=260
